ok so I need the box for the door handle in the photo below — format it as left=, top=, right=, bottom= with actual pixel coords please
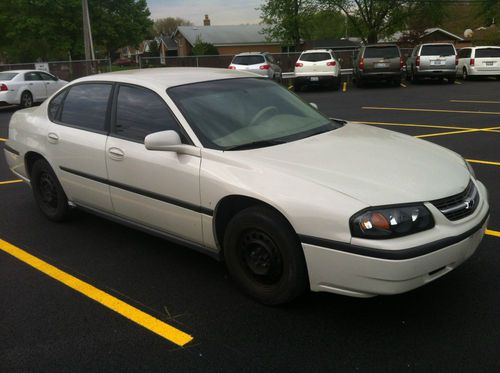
left=108, top=147, right=124, bottom=161
left=47, top=132, right=59, bottom=144
left=28, top=83, right=33, bottom=85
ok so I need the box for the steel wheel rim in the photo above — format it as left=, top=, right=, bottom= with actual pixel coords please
left=22, top=93, right=32, bottom=107
left=238, top=229, right=283, bottom=285
left=38, top=172, right=58, bottom=211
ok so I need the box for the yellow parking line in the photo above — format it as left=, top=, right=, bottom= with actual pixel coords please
left=0, top=238, right=193, bottom=347
left=451, top=99, right=500, bottom=104
left=351, top=121, right=475, bottom=131
left=466, top=159, right=500, bottom=167
left=415, top=126, right=500, bottom=139
left=486, top=229, right=500, bottom=238
left=362, top=106, right=500, bottom=115
left=0, top=179, right=23, bottom=185
left=0, top=138, right=6, bottom=142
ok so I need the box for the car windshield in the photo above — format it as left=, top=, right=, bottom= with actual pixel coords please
left=364, top=47, right=399, bottom=58
left=168, top=78, right=342, bottom=150
left=421, top=45, right=455, bottom=56
left=299, top=53, right=332, bottom=62
left=232, top=56, right=265, bottom=65
left=0, top=72, right=18, bottom=80
left=475, top=48, right=500, bottom=58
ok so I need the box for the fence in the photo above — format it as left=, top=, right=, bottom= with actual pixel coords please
left=0, top=59, right=112, bottom=81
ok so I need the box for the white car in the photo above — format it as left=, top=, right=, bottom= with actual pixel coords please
left=228, top=52, right=282, bottom=80
left=0, top=70, right=68, bottom=108
left=294, top=49, right=341, bottom=91
left=4, top=68, right=489, bottom=305
left=457, top=46, right=500, bottom=80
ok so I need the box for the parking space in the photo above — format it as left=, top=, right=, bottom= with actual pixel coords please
left=1, top=79, right=499, bottom=371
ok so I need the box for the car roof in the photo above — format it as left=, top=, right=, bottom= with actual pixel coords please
left=74, top=67, right=259, bottom=89
left=301, top=49, right=331, bottom=53
left=234, top=52, right=265, bottom=56
left=471, top=45, right=500, bottom=49
left=0, top=70, right=47, bottom=74
left=364, top=44, right=398, bottom=48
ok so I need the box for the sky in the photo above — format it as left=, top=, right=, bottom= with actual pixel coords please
left=146, top=0, right=263, bottom=25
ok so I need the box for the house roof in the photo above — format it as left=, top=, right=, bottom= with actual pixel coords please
left=158, top=35, right=178, bottom=50
left=422, top=28, right=464, bottom=41
left=176, top=25, right=280, bottom=46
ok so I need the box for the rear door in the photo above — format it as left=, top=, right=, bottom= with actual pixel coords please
left=419, top=44, right=456, bottom=71
left=39, top=72, right=61, bottom=96
left=473, top=47, right=500, bottom=73
left=363, top=46, right=400, bottom=73
left=105, top=84, right=203, bottom=243
left=46, top=82, right=113, bottom=211
left=24, top=72, right=47, bottom=101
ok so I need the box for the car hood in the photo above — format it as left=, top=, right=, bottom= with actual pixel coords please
left=238, top=123, right=470, bottom=206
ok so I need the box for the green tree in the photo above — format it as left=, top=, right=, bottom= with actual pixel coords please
left=191, top=36, right=219, bottom=56
left=153, top=17, right=193, bottom=37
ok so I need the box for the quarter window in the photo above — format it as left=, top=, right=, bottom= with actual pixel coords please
left=48, top=90, right=66, bottom=121
left=60, top=83, right=112, bottom=131
left=115, top=85, right=179, bottom=142
left=39, top=72, right=58, bottom=81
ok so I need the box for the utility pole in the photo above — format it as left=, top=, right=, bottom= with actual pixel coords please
left=82, top=0, right=95, bottom=60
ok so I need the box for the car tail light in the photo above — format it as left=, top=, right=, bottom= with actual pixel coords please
left=0, top=84, right=8, bottom=91
left=295, top=62, right=303, bottom=68
left=228, top=65, right=236, bottom=69
left=326, top=61, right=336, bottom=67
left=416, top=56, right=420, bottom=67
left=400, top=57, right=404, bottom=69
left=358, top=58, right=364, bottom=70
left=470, top=58, right=475, bottom=66
left=260, top=64, right=271, bottom=70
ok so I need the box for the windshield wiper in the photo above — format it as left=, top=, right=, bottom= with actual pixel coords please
left=223, top=139, right=286, bottom=151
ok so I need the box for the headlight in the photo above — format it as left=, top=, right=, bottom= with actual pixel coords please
left=465, top=160, right=476, bottom=179
left=350, top=205, right=434, bottom=239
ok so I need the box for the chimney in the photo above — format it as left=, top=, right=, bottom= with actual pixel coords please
left=203, top=14, right=210, bottom=26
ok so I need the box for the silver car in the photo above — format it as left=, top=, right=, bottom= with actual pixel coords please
left=407, top=43, right=457, bottom=83
left=228, top=52, right=282, bottom=80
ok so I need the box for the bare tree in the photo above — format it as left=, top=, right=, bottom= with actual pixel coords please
left=153, top=17, right=193, bottom=37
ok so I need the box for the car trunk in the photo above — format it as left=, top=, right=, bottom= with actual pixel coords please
left=419, top=45, right=456, bottom=71
left=297, top=53, right=333, bottom=74
left=362, top=47, right=400, bottom=73
left=473, top=48, right=500, bottom=72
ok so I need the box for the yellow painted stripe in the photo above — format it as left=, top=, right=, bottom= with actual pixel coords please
left=415, top=126, right=500, bottom=139
left=466, top=159, right=500, bottom=167
left=486, top=229, right=500, bottom=238
left=0, top=238, right=193, bottom=346
left=0, top=179, right=23, bottom=185
left=451, top=99, right=500, bottom=104
left=362, top=106, right=500, bottom=115
left=0, top=138, right=6, bottom=142
left=351, top=121, right=475, bottom=131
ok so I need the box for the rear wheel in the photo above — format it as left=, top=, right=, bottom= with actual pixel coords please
left=411, top=68, right=419, bottom=83
left=355, top=77, right=364, bottom=88
left=223, top=206, right=308, bottom=305
left=20, top=91, right=33, bottom=108
left=462, top=67, right=469, bottom=81
left=31, top=159, right=71, bottom=222
left=293, top=82, right=302, bottom=92
left=447, top=77, right=455, bottom=84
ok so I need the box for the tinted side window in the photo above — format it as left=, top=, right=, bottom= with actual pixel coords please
left=475, top=48, right=500, bottom=58
left=48, top=90, right=66, bottom=121
left=60, top=84, right=112, bottom=131
left=25, top=72, right=43, bottom=81
left=115, top=85, right=179, bottom=142
left=232, top=55, right=265, bottom=65
left=40, top=72, right=57, bottom=81
left=299, top=53, right=332, bottom=62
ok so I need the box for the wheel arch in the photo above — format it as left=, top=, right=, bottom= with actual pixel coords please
left=213, top=194, right=299, bottom=257
left=25, top=151, right=47, bottom=179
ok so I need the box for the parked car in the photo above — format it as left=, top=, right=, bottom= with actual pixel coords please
left=354, top=44, right=403, bottom=87
left=4, top=68, right=489, bottom=305
left=228, top=52, right=282, bottom=80
left=0, top=70, right=68, bottom=108
left=406, top=43, right=457, bottom=83
left=457, top=46, right=500, bottom=80
left=294, top=49, right=341, bottom=91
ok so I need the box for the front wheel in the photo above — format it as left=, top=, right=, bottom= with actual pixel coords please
left=223, top=206, right=308, bottom=305
left=31, top=159, right=71, bottom=222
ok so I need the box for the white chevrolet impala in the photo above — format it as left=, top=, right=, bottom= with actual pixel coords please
left=4, top=68, right=489, bottom=304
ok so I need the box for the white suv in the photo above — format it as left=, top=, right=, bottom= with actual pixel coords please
left=228, top=52, right=282, bottom=80
left=457, top=46, right=500, bottom=80
left=294, top=49, right=341, bottom=91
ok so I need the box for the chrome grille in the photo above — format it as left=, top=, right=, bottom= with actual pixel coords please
left=431, top=181, right=479, bottom=221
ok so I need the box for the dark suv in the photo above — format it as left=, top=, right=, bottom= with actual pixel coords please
left=354, top=44, right=403, bottom=87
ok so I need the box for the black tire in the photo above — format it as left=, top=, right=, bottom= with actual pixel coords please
left=20, top=91, right=33, bottom=108
left=410, top=68, right=419, bottom=83
left=447, top=77, right=455, bottom=84
left=393, top=78, right=402, bottom=87
left=223, top=206, right=308, bottom=305
left=463, top=67, right=468, bottom=81
left=31, top=159, right=71, bottom=222
left=331, top=77, right=340, bottom=91
left=355, top=77, right=364, bottom=88
left=293, top=82, right=302, bottom=92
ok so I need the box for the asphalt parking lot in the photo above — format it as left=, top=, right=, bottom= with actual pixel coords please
left=1, top=78, right=499, bottom=372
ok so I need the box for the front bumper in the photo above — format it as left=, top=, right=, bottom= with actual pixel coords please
left=301, top=181, right=489, bottom=298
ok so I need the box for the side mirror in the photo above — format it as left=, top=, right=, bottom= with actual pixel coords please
left=144, top=130, right=200, bottom=157
left=309, top=102, right=318, bottom=110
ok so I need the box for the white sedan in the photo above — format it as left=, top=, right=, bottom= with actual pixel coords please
left=0, top=70, right=68, bottom=108
left=4, top=68, right=489, bottom=304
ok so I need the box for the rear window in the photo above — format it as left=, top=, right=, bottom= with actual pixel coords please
left=299, top=53, right=332, bottom=62
left=232, top=55, right=265, bottom=65
left=421, top=45, right=455, bottom=56
left=0, top=72, right=18, bottom=80
left=475, top=48, right=500, bottom=58
left=363, top=47, right=400, bottom=59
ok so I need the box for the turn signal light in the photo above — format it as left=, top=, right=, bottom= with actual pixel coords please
left=400, top=56, right=404, bottom=69
left=228, top=65, right=236, bottom=69
left=416, top=56, right=420, bottom=66
left=295, top=62, right=303, bottom=68
left=358, top=58, right=364, bottom=70
left=470, top=58, right=475, bottom=66
left=0, top=84, right=8, bottom=91
left=327, top=61, right=336, bottom=67
left=260, top=64, right=271, bottom=70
